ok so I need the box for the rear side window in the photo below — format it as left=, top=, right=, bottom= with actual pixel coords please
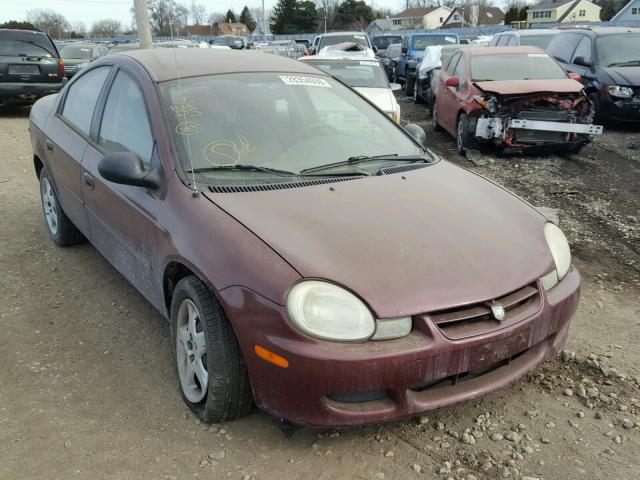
left=547, top=33, right=582, bottom=63
left=61, top=66, right=110, bottom=136
left=506, top=36, right=518, bottom=46
left=572, top=36, right=592, bottom=64
left=99, top=71, right=153, bottom=165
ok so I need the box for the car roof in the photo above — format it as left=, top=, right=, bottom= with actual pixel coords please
left=321, top=31, right=366, bottom=37
left=556, top=26, right=640, bottom=36
left=466, top=46, right=548, bottom=56
left=114, top=48, right=325, bottom=82
left=501, top=29, right=559, bottom=36
left=300, top=56, right=380, bottom=63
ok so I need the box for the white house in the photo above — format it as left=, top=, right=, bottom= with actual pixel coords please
left=527, top=0, right=602, bottom=24
left=388, top=6, right=453, bottom=30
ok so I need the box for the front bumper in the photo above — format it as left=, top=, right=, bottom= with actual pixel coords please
left=476, top=117, right=602, bottom=140
left=220, top=269, right=580, bottom=428
left=0, top=81, right=66, bottom=105
left=600, top=95, right=640, bottom=122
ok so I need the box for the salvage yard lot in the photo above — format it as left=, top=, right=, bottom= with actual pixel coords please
left=1, top=97, right=639, bottom=479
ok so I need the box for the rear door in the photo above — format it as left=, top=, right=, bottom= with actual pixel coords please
left=0, top=30, right=62, bottom=85
left=45, top=65, right=112, bottom=236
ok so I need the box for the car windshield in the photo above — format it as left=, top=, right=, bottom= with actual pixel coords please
left=471, top=53, right=567, bottom=81
left=160, top=73, right=422, bottom=181
left=412, top=35, right=458, bottom=49
left=387, top=44, right=401, bottom=57
left=60, top=45, right=93, bottom=59
left=372, top=36, right=401, bottom=50
left=303, top=60, right=389, bottom=88
left=320, top=34, right=369, bottom=49
left=596, top=34, right=640, bottom=67
left=519, top=34, right=555, bottom=49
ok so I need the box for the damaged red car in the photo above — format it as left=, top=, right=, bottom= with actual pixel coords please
left=30, top=49, right=580, bottom=428
left=433, top=46, right=603, bottom=155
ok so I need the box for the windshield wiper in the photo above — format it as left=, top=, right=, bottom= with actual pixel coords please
left=608, top=60, right=640, bottom=67
left=300, top=154, right=429, bottom=174
left=192, top=165, right=299, bottom=177
left=192, top=164, right=365, bottom=178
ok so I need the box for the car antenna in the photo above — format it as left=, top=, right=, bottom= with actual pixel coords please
left=167, top=7, right=200, bottom=198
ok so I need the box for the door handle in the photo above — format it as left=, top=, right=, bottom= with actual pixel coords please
left=45, top=139, right=54, bottom=152
left=83, top=173, right=95, bottom=190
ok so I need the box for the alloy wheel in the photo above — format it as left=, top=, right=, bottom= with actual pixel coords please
left=176, top=299, right=208, bottom=403
left=41, top=177, right=58, bottom=236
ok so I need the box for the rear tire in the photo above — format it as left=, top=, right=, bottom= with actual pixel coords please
left=39, top=167, right=85, bottom=247
left=170, top=276, right=253, bottom=423
left=432, top=98, right=443, bottom=132
left=405, top=75, right=415, bottom=97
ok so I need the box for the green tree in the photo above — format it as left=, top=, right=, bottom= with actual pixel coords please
left=504, top=6, right=519, bottom=24
left=271, top=0, right=317, bottom=34
left=333, top=0, right=374, bottom=30
left=518, top=6, right=529, bottom=21
left=225, top=9, right=236, bottom=23
left=239, top=6, right=257, bottom=31
left=0, top=20, right=38, bottom=30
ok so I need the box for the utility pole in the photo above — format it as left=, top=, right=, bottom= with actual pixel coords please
left=133, top=0, right=153, bottom=49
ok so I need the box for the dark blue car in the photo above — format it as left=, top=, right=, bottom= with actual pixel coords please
left=396, top=32, right=459, bottom=96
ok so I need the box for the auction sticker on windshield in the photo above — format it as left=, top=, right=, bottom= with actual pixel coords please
left=280, top=76, right=331, bottom=88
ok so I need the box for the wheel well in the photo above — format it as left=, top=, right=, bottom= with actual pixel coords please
left=34, top=155, right=43, bottom=178
left=163, top=262, right=197, bottom=314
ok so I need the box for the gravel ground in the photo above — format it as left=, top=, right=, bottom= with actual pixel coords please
left=1, top=100, right=639, bottom=480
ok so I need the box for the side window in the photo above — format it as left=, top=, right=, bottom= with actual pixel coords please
left=99, top=71, right=153, bottom=166
left=572, top=36, right=592, bottom=64
left=61, top=66, right=110, bottom=136
left=452, top=54, right=466, bottom=85
left=507, top=36, right=518, bottom=46
left=444, top=52, right=461, bottom=74
left=547, top=33, right=581, bottom=63
left=496, top=35, right=510, bottom=46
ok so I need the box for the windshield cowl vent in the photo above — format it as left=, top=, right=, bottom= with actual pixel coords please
left=207, top=176, right=363, bottom=194
left=379, top=163, right=429, bottom=176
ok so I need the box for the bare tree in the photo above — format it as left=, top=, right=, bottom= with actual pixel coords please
left=92, top=19, right=123, bottom=37
left=71, top=21, right=87, bottom=36
left=26, top=9, right=69, bottom=38
left=190, top=0, right=206, bottom=24
left=207, top=12, right=225, bottom=26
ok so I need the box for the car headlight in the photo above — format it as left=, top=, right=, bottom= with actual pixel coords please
left=606, top=85, right=633, bottom=98
left=286, top=281, right=375, bottom=341
left=474, top=94, right=499, bottom=114
left=543, top=223, right=571, bottom=285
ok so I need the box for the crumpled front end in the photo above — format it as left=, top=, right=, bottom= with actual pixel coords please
left=472, top=90, right=603, bottom=152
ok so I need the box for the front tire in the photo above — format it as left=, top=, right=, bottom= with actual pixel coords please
left=39, top=167, right=84, bottom=247
left=405, top=75, right=415, bottom=97
left=170, top=276, right=253, bottom=423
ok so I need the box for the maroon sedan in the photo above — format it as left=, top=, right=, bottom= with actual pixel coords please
left=30, top=49, right=579, bottom=428
left=432, top=46, right=602, bottom=155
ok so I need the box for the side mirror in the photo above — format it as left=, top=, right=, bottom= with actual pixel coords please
left=573, top=56, right=592, bottom=68
left=390, top=83, right=402, bottom=91
left=445, top=76, right=460, bottom=88
left=98, top=152, right=159, bottom=189
left=404, top=123, right=427, bottom=145
left=568, top=72, right=582, bottom=82
left=401, top=46, right=408, bottom=54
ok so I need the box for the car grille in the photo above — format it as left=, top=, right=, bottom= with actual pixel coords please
left=513, top=108, right=572, bottom=144
left=426, top=283, right=540, bottom=340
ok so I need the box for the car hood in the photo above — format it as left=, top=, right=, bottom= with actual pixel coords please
left=601, top=66, right=640, bottom=86
left=475, top=79, right=584, bottom=95
left=204, top=162, right=553, bottom=318
left=353, top=87, right=396, bottom=113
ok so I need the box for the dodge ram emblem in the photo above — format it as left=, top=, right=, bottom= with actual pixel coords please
left=491, top=304, right=506, bottom=321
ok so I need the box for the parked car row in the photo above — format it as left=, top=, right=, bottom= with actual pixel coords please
left=392, top=26, right=639, bottom=155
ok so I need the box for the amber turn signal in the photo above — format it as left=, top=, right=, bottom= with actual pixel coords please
left=254, top=344, right=289, bottom=368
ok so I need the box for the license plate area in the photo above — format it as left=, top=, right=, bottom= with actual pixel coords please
left=9, top=64, right=40, bottom=75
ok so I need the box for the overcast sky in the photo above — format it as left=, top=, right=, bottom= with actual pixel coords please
left=0, top=0, right=409, bottom=27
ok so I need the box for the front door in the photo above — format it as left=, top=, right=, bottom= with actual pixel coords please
left=81, top=69, right=165, bottom=310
